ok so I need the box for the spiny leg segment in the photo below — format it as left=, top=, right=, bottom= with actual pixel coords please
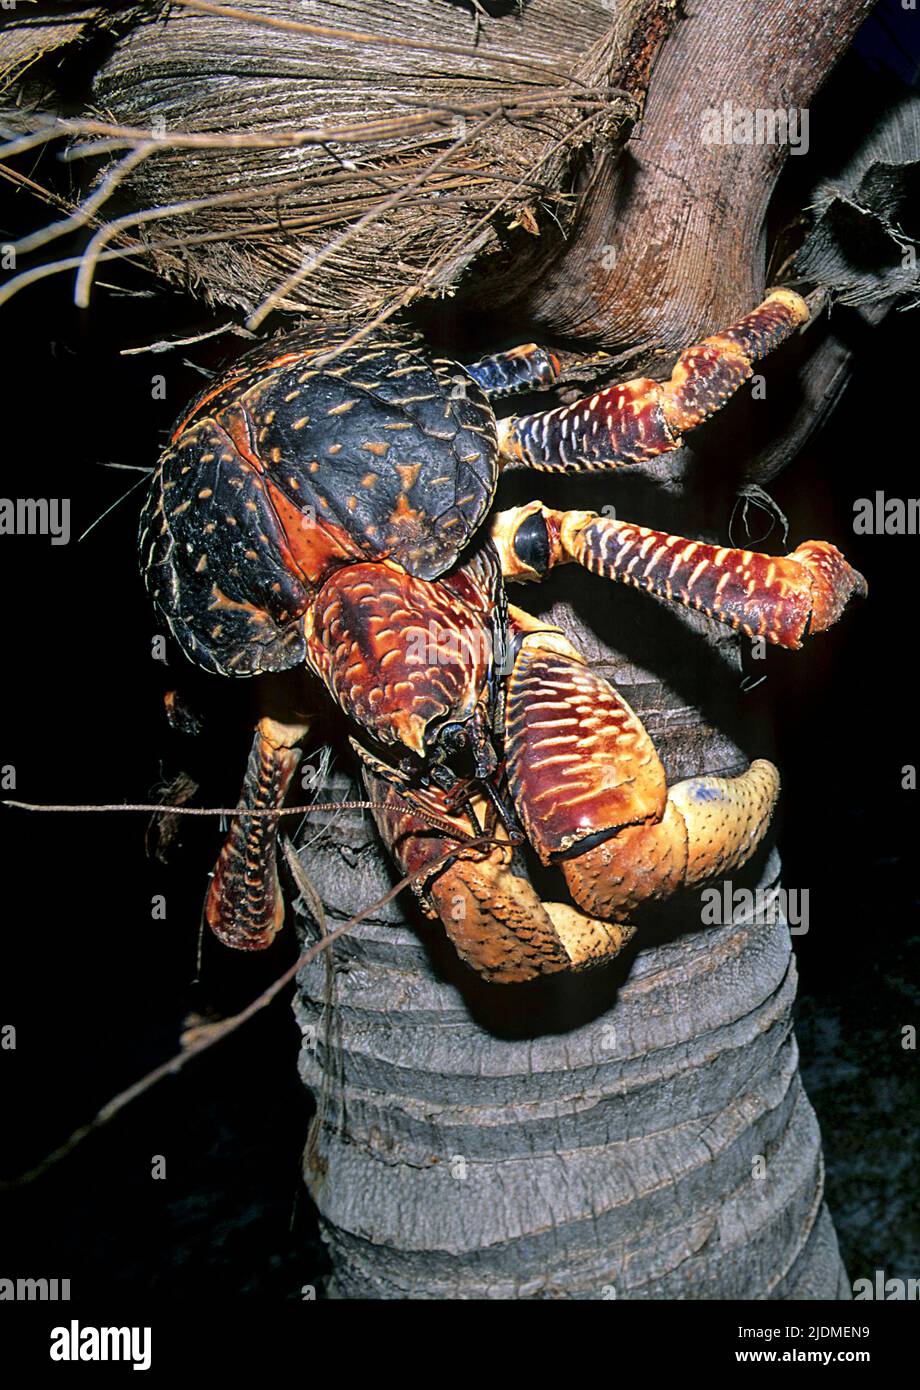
left=484, top=289, right=868, bottom=647
left=492, top=504, right=866, bottom=649
left=496, top=288, right=809, bottom=472
left=206, top=716, right=309, bottom=949
left=462, top=343, right=561, bottom=399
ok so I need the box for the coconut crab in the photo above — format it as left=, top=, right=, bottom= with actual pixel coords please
left=139, top=289, right=865, bottom=983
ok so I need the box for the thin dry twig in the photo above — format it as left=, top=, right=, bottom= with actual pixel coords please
left=120, top=323, right=255, bottom=355
left=2, top=793, right=507, bottom=1185
left=0, top=243, right=156, bottom=311
left=2, top=796, right=495, bottom=845
left=0, top=848, right=464, bottom=1189
left=1, top=86, right=603, bottom=163
left=0, top=159, right=74, bottom=215
left=13, top=143, right=157, bottom=256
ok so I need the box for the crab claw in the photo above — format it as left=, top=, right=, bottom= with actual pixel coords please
left=359, top=764, right=636, bottom=983
left=560, top=760, right=781, bottom=918
left=425, top=851, right=635, bottom=982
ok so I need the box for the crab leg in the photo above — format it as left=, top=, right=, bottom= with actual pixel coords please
left=462, top=343, right=561, bottom=399
left=205, top=716, right=308, bottom=950
left=497, top=288, right=809, bottom=471
left=493, top=505, right=866, bottom=649
left=504, top=615, right=780, bottom=920
left=357, top=761, right=635, bottom=984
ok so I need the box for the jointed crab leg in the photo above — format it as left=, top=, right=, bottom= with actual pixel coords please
left=493, top=504, right=866, bottom=649
left=463, top=343, right=561, bottom=399
left=205, top=716, right=308, bottom=950
left=497, top=289, right=809, bottom=471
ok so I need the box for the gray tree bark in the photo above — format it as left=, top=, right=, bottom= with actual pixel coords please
left=293, top=612, right=849, bottom=1299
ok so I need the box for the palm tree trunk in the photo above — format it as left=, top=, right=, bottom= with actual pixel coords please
left=293, top=624, right=848, bottom=1299
left=284, top=0, right=872, bottom=1299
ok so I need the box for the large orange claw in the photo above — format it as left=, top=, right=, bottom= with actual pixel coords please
left=502, top=621, right=782, bottom=923
left=562, top=761, right=781, bottom=919
left=358, top=762, right=635, bottom=983
left=428, top=854, right=636, bottom=983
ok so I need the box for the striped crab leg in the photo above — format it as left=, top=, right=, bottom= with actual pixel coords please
left=497, top=289, right=809, bottom=472
left=462, top=343, right=561, bottom=399
left=492, top=504, right=866, bottom=649
left=205, top=716, right=309, bottom=950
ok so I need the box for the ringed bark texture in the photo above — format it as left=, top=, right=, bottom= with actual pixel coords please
left=512, top=0, right=879, bottom=360
left=293, top=592, right=848, bottom=1299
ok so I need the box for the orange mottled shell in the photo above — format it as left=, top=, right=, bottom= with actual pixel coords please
left=139, top=322, right=498, bottom=676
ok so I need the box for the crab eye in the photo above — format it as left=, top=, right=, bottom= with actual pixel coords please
left=439, top=723, right=469, bottom=752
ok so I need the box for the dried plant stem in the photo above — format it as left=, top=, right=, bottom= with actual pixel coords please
left=172, top=0, right=572, bottom=85
left=3, top=797, right=489, bottom=842
left=246, top=110, right=500, bottom=328
left=14, top=144, right=157, bottom=256
left=0, top=856, right=455, bottom=1189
